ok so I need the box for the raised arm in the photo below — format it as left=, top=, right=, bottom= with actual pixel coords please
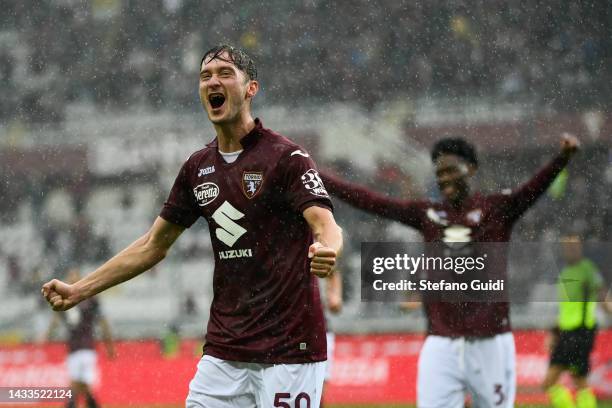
left=303, top=206, right=343, bottom=278
left=503, top=133, right=579, bottom=221
left=321, top=171, right=425, bottom=229
left=42, top=217, right=185, bottom=311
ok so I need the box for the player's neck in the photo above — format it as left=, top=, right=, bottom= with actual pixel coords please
left=448, top=190, right=470, bottom=208
left=214, top=114, right=256, bottom=153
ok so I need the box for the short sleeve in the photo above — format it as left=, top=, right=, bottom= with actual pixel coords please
left=159, top=160, right=201, bottom=228
left=281, top=149, right=333, bottom=214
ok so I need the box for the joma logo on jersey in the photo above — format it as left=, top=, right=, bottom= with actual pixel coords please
left=193, top=182, right=219, bottom=206
left=242, top=171, right=264, bottom=199
left=218, top=248, right=253, bottom=259
left=198, top=166, right=215, bottom=177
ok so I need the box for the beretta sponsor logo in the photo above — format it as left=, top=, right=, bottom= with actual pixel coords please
left=193, top=182, right=219, bottom=206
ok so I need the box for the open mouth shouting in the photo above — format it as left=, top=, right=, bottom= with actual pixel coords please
left=208, top=93, right=226, bottom=110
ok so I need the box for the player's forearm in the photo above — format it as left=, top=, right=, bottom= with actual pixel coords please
left=326, top=270, right=343, bottom=312
left=322, top=171, right=383, bottom=213
left=74, top=233, right=168, bottom=300
left=509, top=153, right=570, bottom=210
left=532, top=152, right=572, bottom=186
left=321, top=171, right=421, bottom=225
left=313, top=221, right=343, bottom=256
left=326, top=269, right=342, bottom=297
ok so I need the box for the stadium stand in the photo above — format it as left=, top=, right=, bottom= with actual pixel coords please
left=1, top=0, right=611, bottom=341
left=0, top=0, right=610, bottom=123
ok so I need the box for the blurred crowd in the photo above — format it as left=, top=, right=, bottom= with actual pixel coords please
left=1, top=0, right=611, bottom=123
left=1, top=0, right=612, bottom=333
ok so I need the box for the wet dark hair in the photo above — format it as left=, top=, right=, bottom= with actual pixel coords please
left=200, top=44, right=257, bottom=81
left=431, top=137, right=478, bottom=167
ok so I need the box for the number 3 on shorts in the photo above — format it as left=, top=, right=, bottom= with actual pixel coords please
left=274, top=392, right=311, bottom=408
left=494, top=383, right=505, bottom=406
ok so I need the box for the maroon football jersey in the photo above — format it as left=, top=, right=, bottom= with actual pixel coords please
left=160, top=119, right=333, bottom=363
left=322, top=155, right=569, bottom=337
left=61, top=298, right=100, bottom=352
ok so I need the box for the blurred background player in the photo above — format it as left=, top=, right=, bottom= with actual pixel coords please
left=44, top=268, right=115, bottom=408
left=41, top=45, right=342, bottom=408
left=322, top=134, right=579, bottom=408
left=321, top=270, right=342, bottom=407
left=543, top=235, right=612, bottom=408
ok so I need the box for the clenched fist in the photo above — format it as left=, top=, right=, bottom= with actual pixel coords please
left=560, top=132, right=580, bottom=157
left=308, top=242, right=337, bottom=278
left=41, top=279, right=81, bottom=311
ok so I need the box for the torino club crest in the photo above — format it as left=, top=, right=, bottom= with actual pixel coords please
left=242, top=171, right=264, bottom=199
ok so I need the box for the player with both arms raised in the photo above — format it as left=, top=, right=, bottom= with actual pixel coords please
left=42, top=45, right=342, bottom=408
left=322, top=134, right=579, bottom=408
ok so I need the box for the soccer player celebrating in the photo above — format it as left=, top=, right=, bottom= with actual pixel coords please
left=321, top=134, right=579, bottom=407
left=42, top=45, right=342, bottom=408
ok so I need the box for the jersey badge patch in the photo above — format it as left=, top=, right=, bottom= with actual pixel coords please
left=242, top=171, right=264, bottom=199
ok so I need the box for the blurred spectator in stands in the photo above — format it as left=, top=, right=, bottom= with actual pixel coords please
left=7, top=255, right=21, bottom=288
left=1, top=0, right=610, bottom=120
